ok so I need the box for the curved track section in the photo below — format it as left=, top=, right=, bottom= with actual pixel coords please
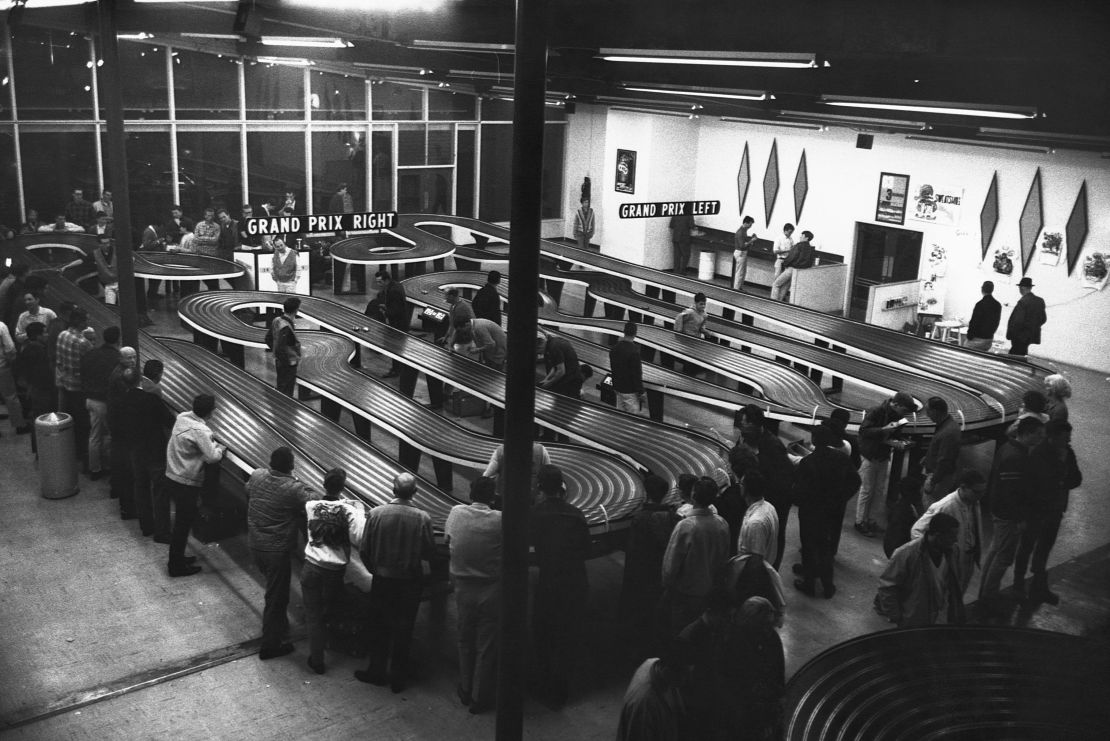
left=177, top=290, right=729, bottom=494
left=330, top=230, right=455, bottom=266
left=133, top=252, right=247, bottom=283
left=784, top=627, right=1110, bottom=740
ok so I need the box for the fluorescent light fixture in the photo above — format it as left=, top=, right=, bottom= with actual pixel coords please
left=284, top=0, right=446, bottom=8
left=256, top=56, right=314, bottom=67
left=610, top=106, right=694, bottom=119
left=979, top=128, right=1110, bottom=147
left=594, top=95, right=694, bottom=112
left=260, top=37, right=352, bottom=48
left=720, top=116, right=822, bottom=131
left=411, top=40, right=514, bottom=53
left=353, top=62, right=427, bottom=74
left=905, top=135, right=1052, bottom=154
left=623, top=84, right=769, bottom=102
left=600, top=48, right=818, bottom=69
left=8, top=0, right=91, bottom=7
left=779, top=110, right=928, bottom=132
left=822, top=95, right=1037, bottom=120
left=135, top=1, right=234, bottom=3
left=181, top=32, right=245, bottom=41
left=117, top=32, right=153, bottom=40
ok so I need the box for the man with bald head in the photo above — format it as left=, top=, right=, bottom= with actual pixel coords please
left=356, top=472, right=435, bottom=693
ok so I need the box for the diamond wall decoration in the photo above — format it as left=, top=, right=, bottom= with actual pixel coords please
left=1018, top=168, right=1043, bottom=275
left=736, top=142, right=751, bottom=214
left=763, top=139, right=779, bottom=227
left=1065, top=181, right=1088, bottom=276
left=980, top=171, right=999, bottom=261
left=793, top=150, right=808, bottom=224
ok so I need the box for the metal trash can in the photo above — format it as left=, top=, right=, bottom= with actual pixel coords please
left=697, top=250, right=716, bottom=280
left=36, top=412, right=79, bottom=499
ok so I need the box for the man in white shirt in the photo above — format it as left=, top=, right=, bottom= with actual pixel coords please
left=92, top=189, right=113, bottom=220
left=737, top=469, right=780, bottom=560
left=911, top=469, right=986, bottom=596
left=772, top=223, right=796, bottom=278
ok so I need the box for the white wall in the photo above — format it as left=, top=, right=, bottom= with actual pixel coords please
left=561, top=105, right=608, bottom=245
left=565, top=108, right=1110, bottom=371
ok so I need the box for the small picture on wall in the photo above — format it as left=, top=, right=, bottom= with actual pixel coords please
left=991, top=245, right=1016, bottom=279
left=1082, top=251, right=1109, bottom=291
left=1039, top=231, right=1064, bottom=267
left=876, top=172, right=910, bottom=225
left=615, top=149, right=637, bottom=194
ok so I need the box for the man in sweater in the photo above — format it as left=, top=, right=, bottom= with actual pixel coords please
left=609, top=321, right=645, bottom=414
left=964, top=280, right=1001, bottom=351
left=922, top=396, right=962, bottom=504
left=911, top=469, right=986, bottom=597
left=246, top=446, right=322, bottom=660
left=732, top=215, right=757, bottom=291
left=55, top=308, right=93, bottom=464
left=661, top=476, right=730, bottom=637
left=770, top=230, right=815, bottom=302
left=876, top=512, right=965, bottom=627
left=376, top=270, right=409, bottom=378
left=271, top=297, right=301, bottom=397
left=164, top=394, right=227, bottom=577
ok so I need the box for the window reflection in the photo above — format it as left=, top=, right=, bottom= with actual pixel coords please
left=11, top=27, right=92, bottom=119
left=399, top=168, right=451, bottom=214
left=247, top=131, right=304, bottom=209
left=178, top=131, right=242, bottom=215
left=311, top=71, right=365, bottom=121
left=173, top=48, right=240, bottom=120
left=313, top=130, right=364, bottom=213
left=245, top=63, right=304, bottom=120
left=455, top=129, right=475, bottom=218
left=370, top=129, right=392, bottom=211
left=429, top=89, right=475, bottom=121
left=372, top=82, right=422, bottom=121
left=20, top=131, right=98, bottom=222
left=0, top=133, right=18, bottom=227
left=120, top=131, right=173, bottom=230
left=95, top=42, right=168, bottom=119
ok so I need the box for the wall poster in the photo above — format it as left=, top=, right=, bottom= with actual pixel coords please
left=615, top=149, right=637, bottom=194
left=909, top=183, right=964, bottom=228
left=875, top=172, right=910, bottom=225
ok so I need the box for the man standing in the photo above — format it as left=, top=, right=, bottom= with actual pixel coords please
left=573, top=195, right=596, bottom=251
left=732, top=215, right=756, bottom=291
left=376, top=270, right=409, bottom=378
left=328, top=183, right=354, bottom=214
left=609, top=321, right=645, bottom=415
left=674, top=293, right=709, bottom=339
left=922, top=396, right=961, bottom=504
left=537, top=327, right=584, bottom=399
left=529, top=464, right=591, bottom=708
left=279, top=189, right=299, bottom=217
left=770, top=230, right=815, bottom=302
left=216, top=208, right=239, bottom=260
left=444, top=476, right=502, bottom=714
left=271, top=238, right=299, bottom=293
left=15, top=291, right=57, bottom=345
left=965, top=280, right=1001, bottom=351
left=1014, top=420, right=1081, bottom=605
left=121, top=360, right=175, bottom=540
left=736, top=469, right=779, bottom=562
left=772, top=223, right=796, bottom=278
left=164, top=394, right=227, bottom=577
left=92, top=235, right=120, bottom=305
left=911, top=470, right=986, bottom=597
left=734, top=404, right=794, bottom=569
left=246, top=446, right=322, bottom=660
left=1006, top=277, right=1047, bottom=357
left=439, top=288, right=474, bottom=349
left=855, top=391, right=916, bottom=537
left=92, top=189, right=113, bottom=220
left=471, top=270, right=502, bottom=326
left=107, top=347, right=139, bottom=508
left=875, top=512, right=965, bottom=627
left=55, top=308, right=93, bottom=463
left=356, top=472, right=435, bottom=693
left=661, top=476, right=730, bottom=637
left=163, top=205, right=194, bottom=249
left=271, top=297, right=301, bottom=397
left=978, top=416, right=1045, bottom=605
left=0, top=321, right=28, bottom=435
left=618, top=474, right=678, bottom=651
left=80, top=326, right=121, bottom=480
left=239, top=204, right=262, bottom=248
left=669, top=210, right=693, bottom=274
left=793, top=425, right=861, bottom=598
left=65, top=188, right=96, bottom=229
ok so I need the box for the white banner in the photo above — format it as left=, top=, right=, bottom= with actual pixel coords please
left=909, top=183, right=964, bottom=228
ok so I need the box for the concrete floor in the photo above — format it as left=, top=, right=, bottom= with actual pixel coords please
left=1, top=275, right=1107, bottom=739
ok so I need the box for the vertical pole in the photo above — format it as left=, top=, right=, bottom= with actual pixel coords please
left=96, top=0, right=140, bottom=350
left=495, top=0, right=547, bottom=739
left=5, top=28, right=27, bottom=220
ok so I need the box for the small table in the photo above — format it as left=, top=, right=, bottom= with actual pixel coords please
left=931, top=319, right=966, bottom=344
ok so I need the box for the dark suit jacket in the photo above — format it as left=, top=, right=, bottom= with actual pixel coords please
left=967, top=294, right=1001, bottom=340
left=1006, top=292, right=1046, bottom=344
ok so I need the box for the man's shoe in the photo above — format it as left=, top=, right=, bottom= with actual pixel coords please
left=88, top=470, right=106, bottom=481
left=794, top=579, right=817, bottom=597
left=867, top=519, right=885, bottom=534
left=425, top=402, right=442, bottom=410
left=120, top=512, right=137, bottom=521
left=259, top=643, right=294, bottom=661
left=456, top=685, right=473, bottom=706
left=823, top=583, right=837, bottom=599
left=168, top=564, right=201, bottom=577
left=390, top=679, right=406, bottom=694
left=307, top=657, right=326, bottom=675
left=354, top=669, right=388, bottom=686
left=854, top=522, right=874, bottom=537
left=1038, top=589, right=1060, bottom=606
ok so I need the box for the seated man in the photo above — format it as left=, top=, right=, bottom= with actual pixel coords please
left=770, top=230, right=815, bottom=302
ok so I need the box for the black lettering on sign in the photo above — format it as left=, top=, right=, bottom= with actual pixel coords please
left=618, top=201, right=721, bottom=219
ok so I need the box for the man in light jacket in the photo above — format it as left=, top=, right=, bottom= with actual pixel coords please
left=876, top=512, right=965, bottom=627
left=164, top=393, right=226, bottom=577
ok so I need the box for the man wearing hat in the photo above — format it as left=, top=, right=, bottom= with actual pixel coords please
left=1006, top=277, right=1047, bottom=357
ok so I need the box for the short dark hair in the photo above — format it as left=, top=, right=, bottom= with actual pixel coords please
left=741, top=469, right=768, bottom=500
left=892, top=391, right=915, bottom=410
left=740, top=403, right=766, bottom=426
left=537, top=464, right=565, bottom=497
left=269, top=446, right=294, bottom=473
left=811, top=424, right=835, bottom=448
left=488, top=270, right=501, bottom=284
left=693, top=292, right=707, bottom=304
left=1016, top=416, right=1045, bottom=438
left=623, top=321, right=638, bottom=337
left=283, top=297, right=301, bottom=314
left=783, top=223, right=795, bottom=231
left=68, top=308, right=88, bottom=328
left=927, top=511, right=959, bottom=536
left=958, top=469, right=986, bottom=487
left=677, top=473, right=698, bottom=499
left=643, top=474, right=668, bottom=504
left=470, top=476, right=496, bottom=504
left=143, top=359, right=164, bottom=381
left=926, top=396, right=948, bottom=416
left=103, top=326, right=121, bottom=345
left=454, top=317, right=471, bottom=329
left=192, top=393, right=216, bottom=418
left=801, top=230, right=813, bottom=240
left=445, top=287, right=460, bottom=298
left=1021, top=390, right=1048, bottom=414
left=982, top=281, right=994, bottom=294
left=828, top=407, right=850, bottom=431
left=323, top=468, right=347, bottom=495
left=692, top=477, right=718, bottom=506
left=375, top=269, right=391, bottom=282
left=742, top=215, right=754, bottom=225
left=25, top=321, right=46, bottom=339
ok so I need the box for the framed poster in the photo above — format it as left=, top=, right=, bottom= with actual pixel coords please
left=875, top=172, right=910, bottom=225
left=615, top=149, right=637, bottom=194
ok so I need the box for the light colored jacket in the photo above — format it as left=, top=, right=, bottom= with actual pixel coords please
left=876, top=537, right=965, bottom=627
left=165, top=411, right=226, bottom=487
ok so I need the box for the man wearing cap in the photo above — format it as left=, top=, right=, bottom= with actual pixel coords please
left=854, top=391, right=916, bottom=537
left=965, top=281, right=1002, bottom=351
left=1006, top=277, right=1047, bottom=357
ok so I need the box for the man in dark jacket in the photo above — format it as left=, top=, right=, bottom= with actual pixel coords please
left=733, top=404, right=794, bottom=569
left=965, top=280, right=1001, bottom=351
left=271, top=297, right=301, bottom=396
left=618, top=474, right=678, bottom=653
left=922, top=396, right=961, bottom=504
left=978, top=416, right=1045, bottom=604
left=770, top=230, right=816, bottom=301
left=1006, top=277, right=1047, bottom=357
left=609, top=321, right=645, bottom=414
left=793, top=424, right=861, bottom=598
left=80, top=326, right=121, bottom=480
left=1014, top=420, right=1081, bottom=605
left=854, top=391, right=915, bottom=537
left=375, top=270, right=409, bottom=378
left=471, top=270, right=502, bottom=326
left=121, top=361, right=176, bottom=539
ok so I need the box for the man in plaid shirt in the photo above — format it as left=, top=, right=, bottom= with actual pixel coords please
left=65, top=188, right=96, bottom=230
left=55, top=308, right=93, bottom=468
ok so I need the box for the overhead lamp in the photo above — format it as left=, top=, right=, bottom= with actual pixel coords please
left=353, top=62, right=427, bottom=75
left=822, top=95, right=1037, bottom=120
left=117, top=32, right=153, bottom=40
left=594, top=95, right=693, bottom=111
left=778, top=110, right=928, bottom=132
left=181, top=32, right=245, bottom=41
left=135, top=0, right=234, bottom=3
left=6, top=0, right=91, bottom=7
left=905, top=135, right=1053, bottom=154
left=720, top=116, right=822, bottom=131
left=610, top=106, right=694, bottom=119
left=599, top=48, right=818, bottom=69
left=256, top=56, right=314, bottom=68
left=260, top=36, right=352, bottom=48
left=623, top=84, right=770, bottom=101
left=411, top=40, right=514, bottom=53
left=979, top=128, right=1110, bottom=147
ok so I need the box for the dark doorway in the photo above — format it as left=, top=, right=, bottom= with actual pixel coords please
left=849, top=222, right=923, bottom=321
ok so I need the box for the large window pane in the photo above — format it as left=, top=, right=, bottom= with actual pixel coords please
left=119, top=131, right=173, bottom=233
left=0, top=46, right=10, bottom=121
left=247, top=131, right=304, bottom=208
left=0, top=133, right=18, bottom=227
left=370, top=129, right=392, bottom=211
left=173, top=48, right=240, bottom=120
left=455, top=129, right=475, bottom=218
left=12, top=28, right=93, bottom=119
left=93, top=42, right=168, bottom=119
left=398, top=124, right=423, bottom=166
left=311, top=71, right=366, bottom=121
left=480, top=98, right=513, bottom=122
left=399, top=168, right=451, bottom=214
left=541, top=123, right=565, bottom=219
left=19, top=131, right=98, bottom=222
left=428, top=125, right=453, bottom=165
left=178, top=131, right=242, bottom=217
left=312, top=130, right=363, bottom=213
left=372, top=82, right=422, bottom=121
left=429, top=89, right=475, bottom=121
left=244, top=63, right=304, bottom=120
left=478, top=124, right=511, bottom=221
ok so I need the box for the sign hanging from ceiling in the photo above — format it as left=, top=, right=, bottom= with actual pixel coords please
left=244, top=211, right=398, bottom=236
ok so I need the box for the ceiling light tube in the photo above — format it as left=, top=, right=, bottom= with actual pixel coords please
left=353, top=62, right=427, bottom=74
left=779, top=110, right=927, bottom=131
left=978, top=128, right=1110, bottom=146
left=600, top=48, right=817, bottom=69
left=260, top=37, right=352, bottom=48
left=905, top=135, right=1052, bottom=154
left=181, top=32, right=245, bottom=41
left=623, top=84, right=769, bottom=101
left=822, top=95, right=1037, bottom=120
left=117, top=32, right=153, bottom=40
left=256, top=56, right=314, bottom=68
left=720, top=116, right=822, bottom=131
left=411, top=40, right=514, bottom=53
left=11, top=0, right=91, bottom=7
left=610, top=106, right=694, bottom=118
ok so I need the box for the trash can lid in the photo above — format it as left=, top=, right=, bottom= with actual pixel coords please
left=36, top=412, right=72, bottom=425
